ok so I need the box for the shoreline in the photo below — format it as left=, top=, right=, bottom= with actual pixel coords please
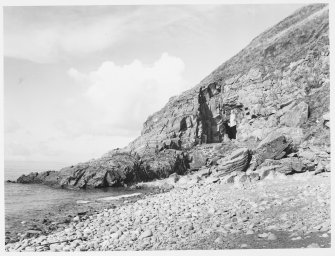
left=5, top=183, right=167, bottom=245
left=5, top=172, right=331, bottom=251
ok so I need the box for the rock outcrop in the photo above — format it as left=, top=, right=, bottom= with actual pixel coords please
left=17, top=171, right=58, bottom=185
left=17, top=149, right=189, bottom=189
left=16, top=4, right=330, bottom=189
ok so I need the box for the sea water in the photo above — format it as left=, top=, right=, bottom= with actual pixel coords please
left=4, top=161, right=140, bottom=233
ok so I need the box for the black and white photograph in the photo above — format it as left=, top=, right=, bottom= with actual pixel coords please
left=1, top=0, right=332, bottom=253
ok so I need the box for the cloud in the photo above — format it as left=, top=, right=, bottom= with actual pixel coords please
left=4, top=16, right=122, bottom=63
left=68, top=53, right=188, bottom=136
left=67, top=68, right=88, bottom=84
left=4, top=6, right=216, bottom=63
left=5, top=52, right=186, bottom=163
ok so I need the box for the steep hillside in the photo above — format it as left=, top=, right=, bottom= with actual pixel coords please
left=129, top=3, right=329, bottom=153
left=15, top=4, right=330, bottom=189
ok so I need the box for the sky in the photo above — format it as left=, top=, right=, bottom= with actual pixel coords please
left=3, top=4, right=304, bottom=164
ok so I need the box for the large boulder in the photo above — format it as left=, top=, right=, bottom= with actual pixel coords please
left=215, top=148, right=251, bottom=175
left=252, top=131, right=292, bottom=169
left=188, top=150, right=208, bottom=171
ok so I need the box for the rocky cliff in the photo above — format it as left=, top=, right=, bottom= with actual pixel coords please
left=128, top=3, right=329, bottom=152
left=16, top=4, right=330, bottom=189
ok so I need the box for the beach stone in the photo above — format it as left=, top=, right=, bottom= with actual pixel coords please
left=208, top=208, right=216, bottom=215
left=24, top=246, right=36, bottom=252
left=63, top=246, right=71, bottom=251
left=291, top=236, right=302, bottom=241
left=109, top=226, right=118, bottom=233
left=100, top=240, right=110, bottom=248
left=83, top=228, right=92, bottom=236
left=258, top=233, right=269, bottom=238
left=78, top=245, right=88, bottom=251
left=49, top=244, right=62, bottom=252
left=214, top=237, right=223, bottom=244
left=267, top=233, right=277, bottom=240
left=246, top=230, right=254, bottom=235
left=307, top=243, right=320, bottom=248
left=140, top=230, right=153, bottom=238
left=76, top=200, right=90, bottom=204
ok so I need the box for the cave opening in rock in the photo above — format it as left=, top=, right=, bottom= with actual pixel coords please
left=226, top=125, right=237, bottom=139
left=180, top=117, right=187, bottom=132
left=225, top=109, right=237, bottom=140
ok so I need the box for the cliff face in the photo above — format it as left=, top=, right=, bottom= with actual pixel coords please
left=129, top=4, right=329, bottom=153
left=16, top=4, right=330, bottom=189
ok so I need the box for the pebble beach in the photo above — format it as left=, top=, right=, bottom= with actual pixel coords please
left=5, top=172, right=331, bottom=251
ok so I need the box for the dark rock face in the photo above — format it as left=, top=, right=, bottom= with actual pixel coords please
left=17, top=150, right=189, bottom=189
left=16, top=4, right=330, bottom=189
left=17, top=171, right=58, bottom=185
left=56, top=151, right=141, bottom=189
left=140, top=149, right=189, bottom=180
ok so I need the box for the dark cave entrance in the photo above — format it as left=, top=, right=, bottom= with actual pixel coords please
left=225, top=124, right=237, bottom=140
left=180, top=117, right=187, bottom=132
